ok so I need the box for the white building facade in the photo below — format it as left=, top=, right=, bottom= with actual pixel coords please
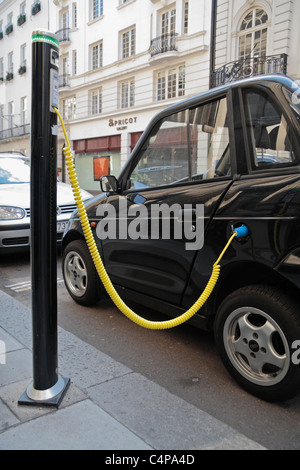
left=0, top=0, right=299, bottom=192
left=0, top=0, right=56, bottom=153
left=54, top=0, right=211, bottom=190
left=212, top=0, right=300, bottom=86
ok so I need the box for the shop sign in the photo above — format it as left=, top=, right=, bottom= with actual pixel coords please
left=109, top=116, right=137, bottom=129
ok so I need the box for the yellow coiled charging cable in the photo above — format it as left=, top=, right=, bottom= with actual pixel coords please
left=54, top=107, right=237, bottom=330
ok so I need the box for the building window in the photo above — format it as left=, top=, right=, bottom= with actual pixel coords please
left=149, top=7, right=176, bottom=56
left=62, top=97, right=76, bottom=120
left=178, top=65, right=185, bottom=96
left=239, top=8, right=268, bottom=62
left=8, top=101, right=14, bottom=130
left=90, top=42, right=103, bottom=70
left=72, top=50, right=77, bottom=75
left=60, top=56, right=69, bottom=86
left=121, top=27, right=136, bottom=59
left=8, top=52, right=14, bottom=74
left=20, top=97, right=27, bottom=127
left=91, top=0, right=103, bottom=20
left=7, top=12, right=13, bottom=26
left=72, top=3, right=77, bottom=28
left=19, top=44, right=26, bottom=74
left=90, top=88, right=102, bottom=115
left=18, top=2, right=26, bottom=25
left=6, top=13, right=13, bottom=35
left=20, top=44, right=26, bottom=67
left=62, top=9, right=69, bottom=31
left=120, top=79, right=135, bottom=109
left=183, top=1, right=189, bottom=34
left=157, top=72, right=166, bottom=101
left=161, top=8, right=176, bottom=37
left=0, top=58, right=3, bottom=81
left=0, top=106, right=4, bottom=135
left=156, top=65, right=185, bottom=101
left=168, top=68, right=177, bottom=98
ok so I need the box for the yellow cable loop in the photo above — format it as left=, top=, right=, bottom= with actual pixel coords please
left=53, top=107, right=237, bottom=330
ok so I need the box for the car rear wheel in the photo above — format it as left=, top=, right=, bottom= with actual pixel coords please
left=62, top=239, right=101, bottom=306
left=214, top=285, right=300, bottom=402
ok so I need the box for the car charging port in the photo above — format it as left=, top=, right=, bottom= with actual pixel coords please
left=232, top=224, right=250, bottom=241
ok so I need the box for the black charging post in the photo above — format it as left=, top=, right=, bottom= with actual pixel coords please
left=19, top=30, right=70, bottom=407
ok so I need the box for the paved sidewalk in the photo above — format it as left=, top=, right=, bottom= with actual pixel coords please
left=0, top=289, right=265, bottom=450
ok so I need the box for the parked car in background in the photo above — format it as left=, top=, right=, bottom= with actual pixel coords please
left=62, top=75, right=300, bottom=402
left=0, top=152, right=92, bottom=252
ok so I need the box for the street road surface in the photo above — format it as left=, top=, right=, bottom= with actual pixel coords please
left=1, top=250, right=300, bottom=450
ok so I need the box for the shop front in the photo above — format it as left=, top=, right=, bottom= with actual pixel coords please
left=72, top=130, right=143, bottom=193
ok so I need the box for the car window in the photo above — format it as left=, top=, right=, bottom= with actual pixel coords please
left=0, top=157, right=30, bottom=184
left=283, top=86, right=300, bottom=118
left=129, top=97, right=231, bottom=190
left=242, top=90, right=296, bottom=170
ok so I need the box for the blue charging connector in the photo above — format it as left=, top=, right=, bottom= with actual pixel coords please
left=233, top=225, right=249, bottom=239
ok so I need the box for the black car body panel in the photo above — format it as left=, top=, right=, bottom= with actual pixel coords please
left=63, top=75, right=300, bottom=326
left=62, top=75, right=300, bottom=401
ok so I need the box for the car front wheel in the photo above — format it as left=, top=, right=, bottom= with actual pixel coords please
left=214, top=285, right=300, bottom=402
left=62, top=239, right=101, bottom=306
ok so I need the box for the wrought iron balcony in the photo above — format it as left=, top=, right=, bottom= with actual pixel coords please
left=17, top=14, right=26, bottom=26
left=59, top=74, right=70, bottom=87
left=5, top=23, right=13, bottom=35
left=0, top=123, right=30, bottom=140
left=31, top=1, right=41, bottom=16
left=149, top=33, right=177, bottom=57
left=55, top=27, right=70, bottom=43
left=211, top=53, right=288, bottom=88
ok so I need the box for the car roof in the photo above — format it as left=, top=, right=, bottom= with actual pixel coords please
left=0, top=152, right=29, bottom=160
left=162, top=74, right=298, bottom=114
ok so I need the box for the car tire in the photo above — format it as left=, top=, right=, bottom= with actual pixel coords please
left=214, top=285, right=300, bottom=402
left=62, top=239, right=101, bottom=306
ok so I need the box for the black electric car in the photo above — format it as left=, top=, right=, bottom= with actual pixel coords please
left=62, top=75, right=300, bottom=402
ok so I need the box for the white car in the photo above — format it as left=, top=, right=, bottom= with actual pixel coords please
left=0, top=152, right=92, bottom=252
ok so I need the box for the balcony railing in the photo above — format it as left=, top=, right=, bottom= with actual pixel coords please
left=17, top=14, right=26, bottom=26
left=0, top=123, right=30, bottom=140
left=149, top=33, right=177, bottom=57
left=59, top=74, right=70, bottom=87
left=55, top=27, right=70, bottom=43
left=31, top=1, right=41, bottom=16
left=5, top=23, right=13, bottom=35
left=211, top=53, right=288, bottom=88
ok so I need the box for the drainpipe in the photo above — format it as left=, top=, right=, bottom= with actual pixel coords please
left=209, top=0, right=217, bottom=89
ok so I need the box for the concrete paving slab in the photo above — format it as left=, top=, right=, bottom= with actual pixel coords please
left=88, top=372, right=265, bottom=450
left=0, top=399, right=153, bottom=450
left=0, top=291, right=32, bottom=349
left=0, top=349, right=32, bottom=387
left=0, top=378, right=87, bottom=423
left=58, top=327, right=131, bottom=388
left=0, top=399, right=19, bottom=431
left=0, top=327, right=24, bottom=353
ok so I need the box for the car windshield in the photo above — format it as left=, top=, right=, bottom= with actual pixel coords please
left=0, top=157, right=30, bottom=184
